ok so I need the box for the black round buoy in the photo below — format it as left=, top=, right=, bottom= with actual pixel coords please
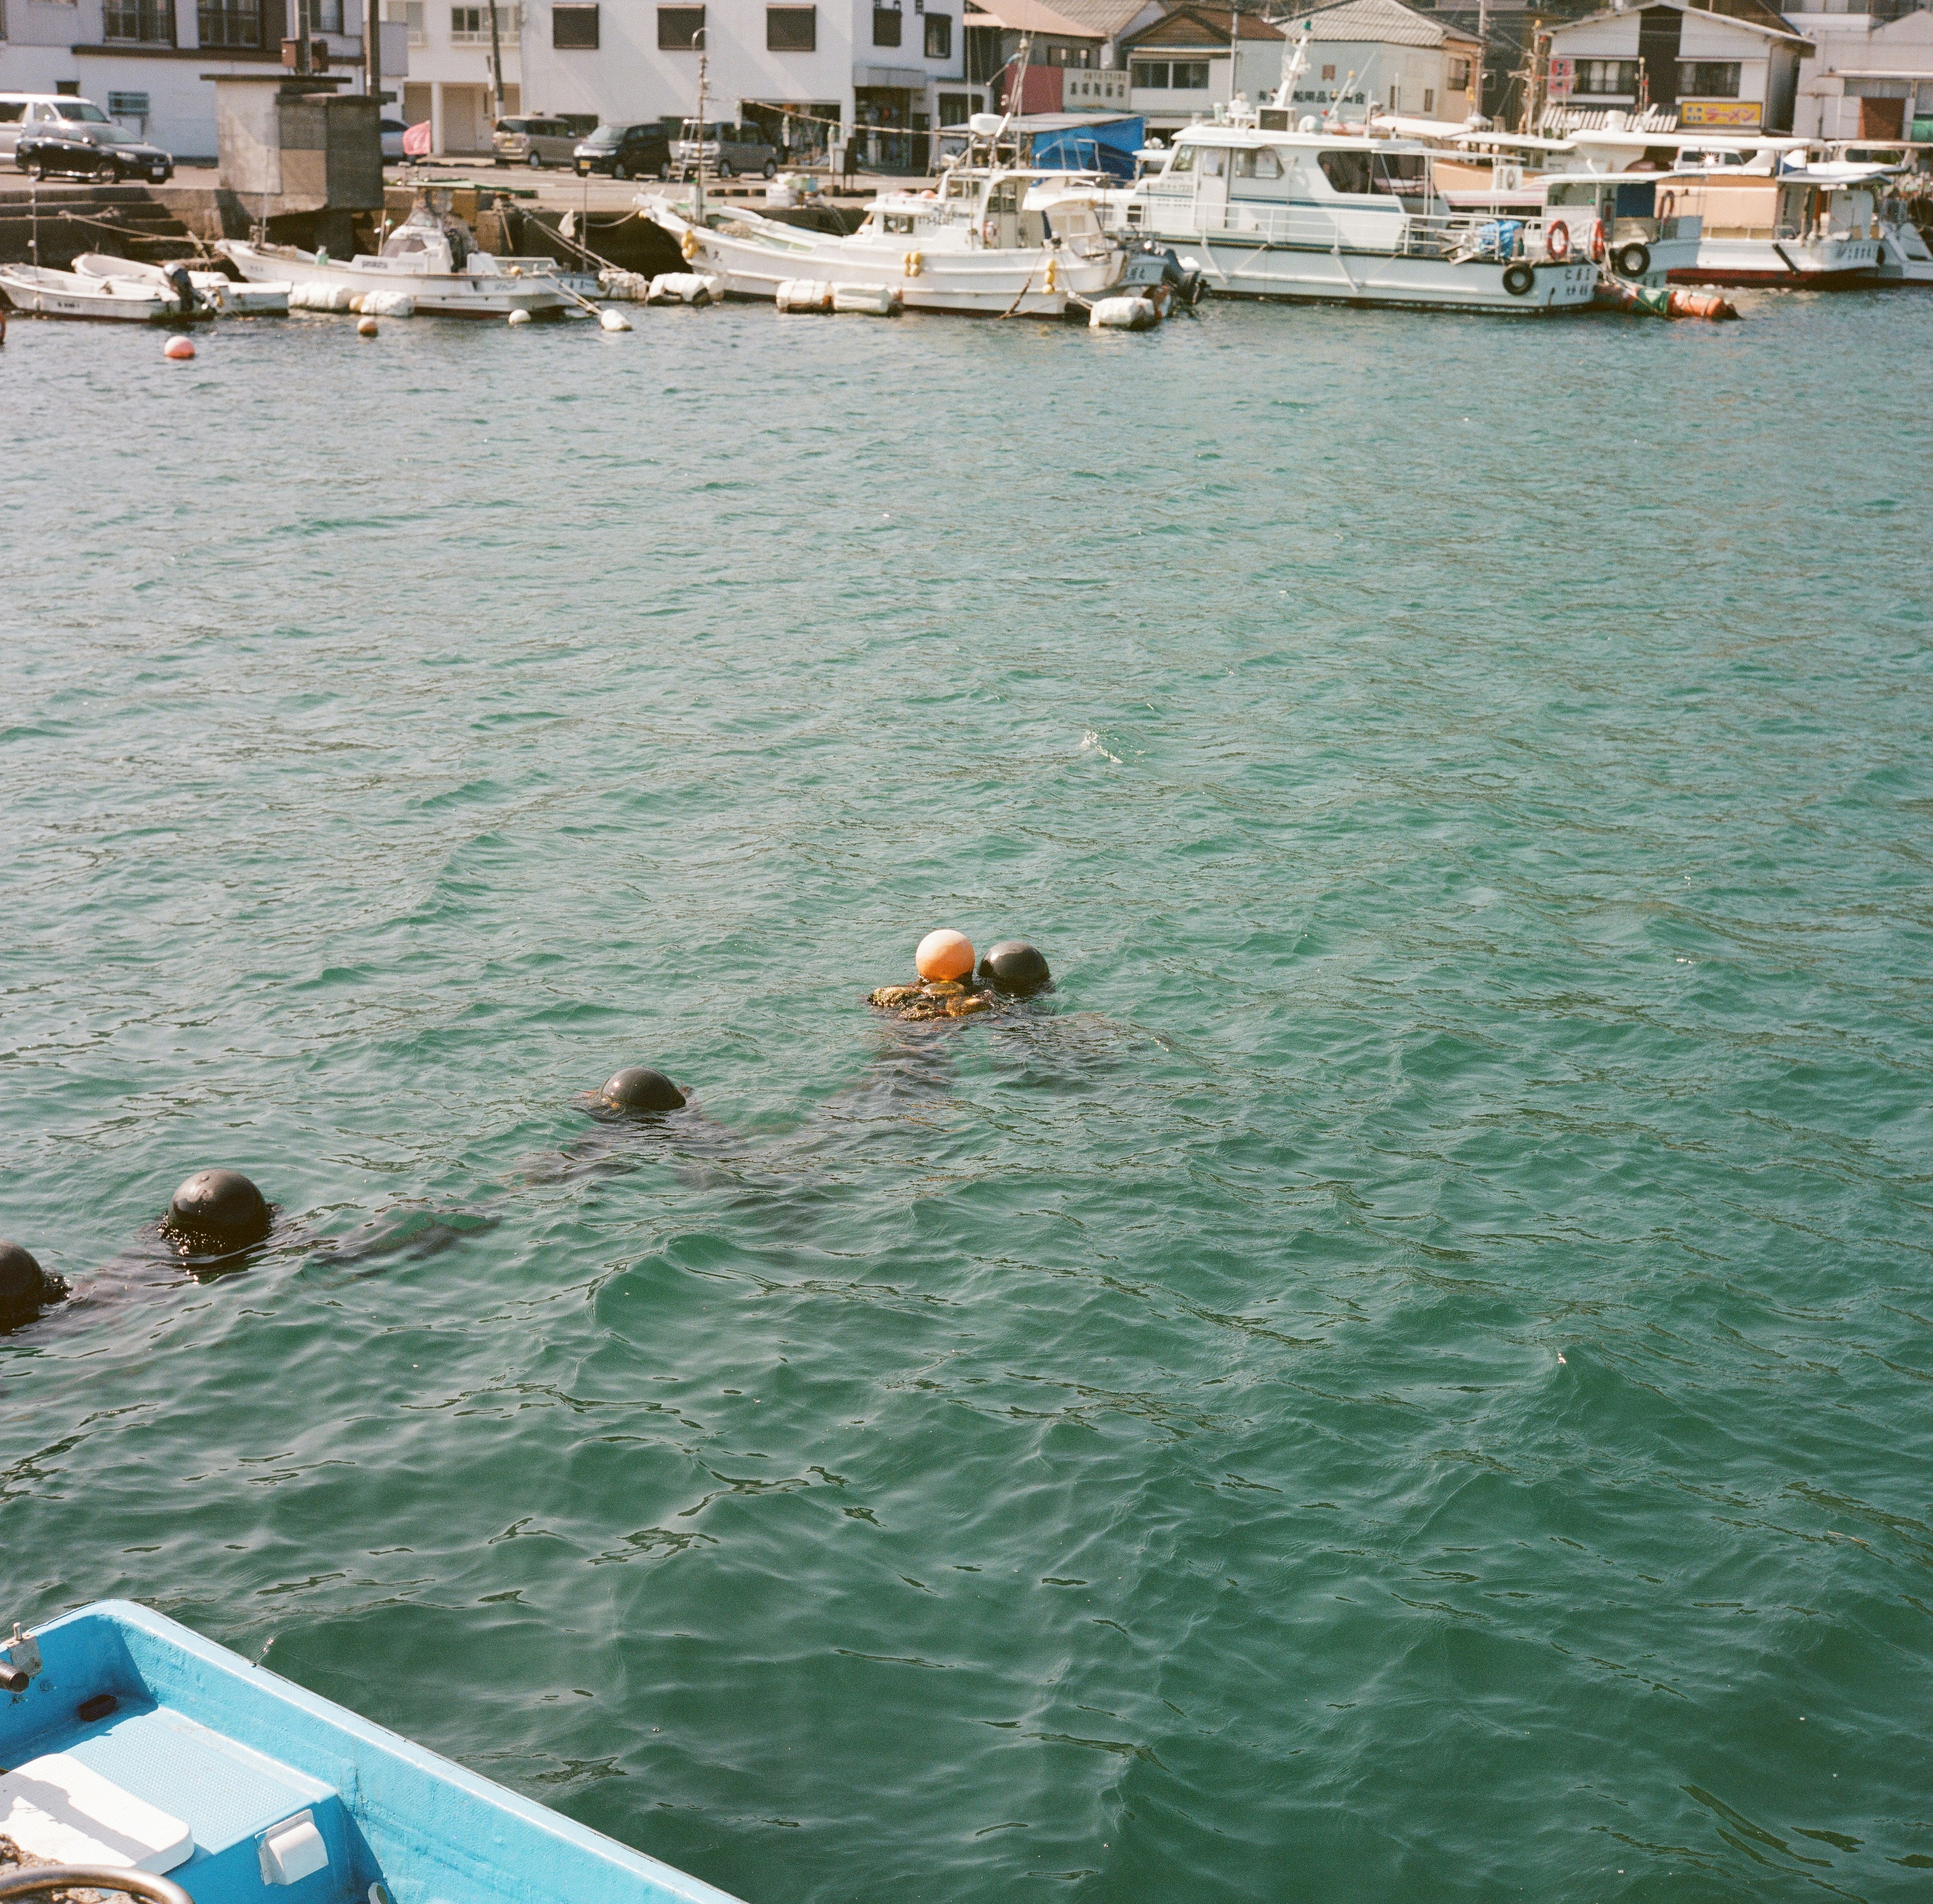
left=599, top=1067, right=687, bottom=1114
left=979, top=940, right=1052, bottom=995
left=163, top=1169, right=272, bottom=1252
left=0, top=1241, right=54, bottom=1326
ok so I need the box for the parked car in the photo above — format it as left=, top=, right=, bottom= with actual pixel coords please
left=16, top=120, right=173, bottom=183
left=573, top=122, right=672, bottom=180
left=668, top=120, right=779, bottom=181
left=0, top=95, right=120, bottom=163
left=381, top=117, right=407, bottom=161
left=493, top=115, right=590, bottom=169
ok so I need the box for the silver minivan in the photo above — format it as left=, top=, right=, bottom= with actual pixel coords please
left=0, top=95, right=116, bottom=162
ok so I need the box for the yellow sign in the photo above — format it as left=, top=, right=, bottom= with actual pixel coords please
left=1680, top=100, right=1762, bottom=128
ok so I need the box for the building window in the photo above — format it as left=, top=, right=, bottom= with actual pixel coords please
left=1448, top=56, right=1470, bottom=89
left=1423, top=86, right=1433, bottom=111
left=1320, top=62, right=1335, bottom=79
left=104, top=0, right=174, bottom=42
left=1574, top=58, right=1640, bottom=97
left=872, top=4, right=900, bottom=46
left=1131, top=59, right=1208, bottom=89
left=1679, top=60, right=1741, bottom=97
left=767, top=3, right=813, bottom=47
left=656, top=2, right=701, bottom=43
left=107, top=89, right=151, bottom=113
left=315, top=0, right=339, bottom=27
left=923, top=10, right=947, bottom=56
left=451, top=4, right=515, bottom=40
left=383, top=0, right=425, bottom=45
left=552, top=1, right=596, bottom=45
left=199, top=0, right=260, bottom=44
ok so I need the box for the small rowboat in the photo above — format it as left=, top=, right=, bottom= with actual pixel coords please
left=0, top=1602, right=741, bottom=1904
left=0, top=264, right=178, bottom=323
left=72, top=253, right=291, bottom=316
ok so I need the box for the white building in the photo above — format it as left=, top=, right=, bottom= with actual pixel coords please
left=1543, top=0, right=1807, bottom=134
left=0, top=0, right=394, bottom=161
left=1266, top=0, right=1482, bottom=123
left=1118, top=3, right=1286, bottom=133
left=383, top=0, right=518, bottom=152
left=1783, top=0, right=1933, bottom=140
left=513, top=0, right=980, bottom=172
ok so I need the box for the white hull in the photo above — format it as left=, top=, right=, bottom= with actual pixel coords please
left=1140, top=226, right=1596, bottom=313
left=1875, top=225, right=1933, bottom=285
left=1671, top=233, right=1879, bottom=287
left=72, top=253, right=290, bottom=315
left=642, top=196, right=1119, bottom=318
left=215, top=240, right=570, bottom=316
left=0, top=265, right=172, bottom=322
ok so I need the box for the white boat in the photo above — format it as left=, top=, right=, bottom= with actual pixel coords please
left=0, top=263, right=177, bottom=322
left=1538, top=174, right=1701, bottom=288
left=216, top=196, right=572, bottom=318
left=71, top=252, right=290, bottom=315
left=1111, top=39, right=1596, bottom=315
left=1659, top=164, right=1881, bottom=288
left=1875, top=209, right=1933, bottom=285
left=638, top=114, right=1125, bottom=318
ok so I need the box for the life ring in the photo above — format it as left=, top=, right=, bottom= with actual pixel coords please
left=680, top=227, right=700, bottom=260
left=1614, top=240, right=1651, bottom=279
left=1589, top=217, right=1605, bottom=262
left=1501, top=260, right=1536, bottom=296
left=1545, top=219, right=1570, bottom=261
left=982, top=219, right=998, bottom=248
left=903, top=249, right=923, bottom=277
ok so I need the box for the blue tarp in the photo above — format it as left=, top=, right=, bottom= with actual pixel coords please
left=1025, top=116, right=1145, bottom=181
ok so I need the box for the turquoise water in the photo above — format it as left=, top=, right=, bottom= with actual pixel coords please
left=4, top=290, right=1932, bottom=1902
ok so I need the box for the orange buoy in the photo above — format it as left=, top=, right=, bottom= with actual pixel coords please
left=357, top=315, right=379, bottom=337
left=163, top=335, right=195, bottom=360
left=915, top=928, right=975, bottom=982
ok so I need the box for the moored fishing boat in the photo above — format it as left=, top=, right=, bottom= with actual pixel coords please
left=639, top=114, right=1126, bottom=318
left=0, top=1601, right=740, bottom=1904
left=1113, top=41, right=1596, bottom=314
left=71, top=254, right=290, bottom=316
left=216, top=196, right=572, bottom=319
left=1661, top=163, right=1883, bottom=287
left=0, top=264, right=183, bottom=323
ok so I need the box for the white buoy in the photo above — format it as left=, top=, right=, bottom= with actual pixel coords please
left=357, top=315, right=379, bottom=337
left=507, top=308, right=533, bottom=327
left=598, top=307, right=631, bottom=331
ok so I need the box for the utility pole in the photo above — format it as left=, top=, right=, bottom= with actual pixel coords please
left=1476, top=0, right=1489, bottom=120
left=365, top=0, right=383, bottom=123
left=486, top=0, right=506, bottom=125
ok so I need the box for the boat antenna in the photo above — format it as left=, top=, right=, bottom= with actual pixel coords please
left=693, top=42, right=709, bottom=224
left=1270, top=27, right=1311, bottom=111
left=994, top=30, right=1032, bottom=151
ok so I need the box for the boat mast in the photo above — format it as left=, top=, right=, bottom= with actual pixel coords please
left=694, top=47, right=709, bottom=224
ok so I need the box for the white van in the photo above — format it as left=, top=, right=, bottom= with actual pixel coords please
left=0, top=96, right=116, bottom=162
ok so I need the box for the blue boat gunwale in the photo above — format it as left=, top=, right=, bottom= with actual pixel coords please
left=4, top=1601, right=745, bottom=1904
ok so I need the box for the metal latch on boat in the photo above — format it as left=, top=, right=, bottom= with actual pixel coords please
left=0, top=1625, right=42, bottom=1695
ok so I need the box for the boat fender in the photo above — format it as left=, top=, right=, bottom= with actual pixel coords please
left=599, top=307, right=632, bottom=330
left=507, top=308, right=534, bottom=325
left=982, top=220, right=998, bottom=248
left=831, top=283, right=902, bottom=315
left=1613, top=240, right=1650, bottom=280
left=903, top=249, right=923, bottom=277
left=1090, top=293, right=1159, bottom=329
left=357, top=315, right=379, bottom=336
left=1044, top=254, right=1060, bottom=293
left=1501, top=261, right=1536, bottom=297
left=1588, top=218, right=1605, bottom=263
left=680, top=227, right=701, bottom=261
left=599, top=1067, right=687, bottom=1115
left=1544, top=219, right=1570, bottom=261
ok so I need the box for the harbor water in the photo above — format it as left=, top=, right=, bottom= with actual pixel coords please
left=4, top=292, right=1932, bottom=1901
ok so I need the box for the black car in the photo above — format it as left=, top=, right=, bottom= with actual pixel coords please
left=573, top=122, right=672, bottom=181
left=16, top=123, right=173, bottom=183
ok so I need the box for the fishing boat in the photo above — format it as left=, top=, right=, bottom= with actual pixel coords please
left=0, top=264, right=182, bottom=323
left=1660, top=162, right=1882, bottom=287
left=638, top=114, right=1126, bottom=318
left=71, top=254, right=291, bottom=316
left=0, top=1600, right=741, bottom=1904
left=215, top=196, right=572, bottom=319
left=1113, top=40, right=1595, bottom=314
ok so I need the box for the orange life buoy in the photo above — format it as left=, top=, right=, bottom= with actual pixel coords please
left=1545, top=219, right=1571, bottom=261
left=1589, top=217, right=1605, bottom=262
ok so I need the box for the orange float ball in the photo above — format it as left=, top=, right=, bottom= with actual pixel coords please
left=915, top=928, right=975, bottom=982
left=163, top=336, right=195, bottom=361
